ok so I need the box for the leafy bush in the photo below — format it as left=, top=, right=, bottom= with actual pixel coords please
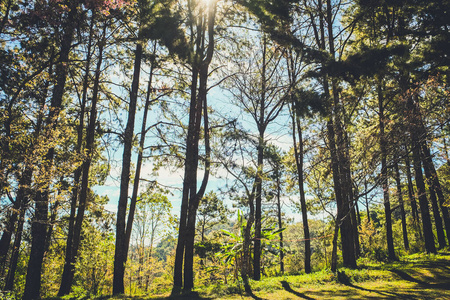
left=0, top=291, right=17, bottom=300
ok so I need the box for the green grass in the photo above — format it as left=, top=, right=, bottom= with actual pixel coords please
left=49, top=251, right=450, bottom=300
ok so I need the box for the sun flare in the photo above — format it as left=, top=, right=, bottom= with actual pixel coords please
left=198, top=0, right=216, bottom=8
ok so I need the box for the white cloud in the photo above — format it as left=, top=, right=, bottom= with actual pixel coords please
left=104, top=202, right=118, bottom=214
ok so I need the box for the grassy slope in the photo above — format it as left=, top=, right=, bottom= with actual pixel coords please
left=101, top=252, right=450, bottom=300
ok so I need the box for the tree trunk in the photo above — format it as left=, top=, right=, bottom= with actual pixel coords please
left=58, top=15, right=94, bottom=295
left=59, top=24, right=106, bottom=296
left=345, top=130, right=360, bottom=258
left=404, top=145, right=421, bottom=234
left=0, top=53, right=52, bottom=272
left=253, top=34, right=268, bottom=281
left=172, top=63, right=199, bottom=293
left=421, top=149, right=446, bottom=249
left=183, top=43, right=212, bottom=291
left=303, top=0, right=355, bottom=269
left=45, top=198, right=59, bottom=253
left=350, top=198, right=360, bottom=258
left=407, top=94, right=436, bottom=254
left=276, top=173, right=284, bottom=274
left=173, top=3, right=216, bottom=292
left=410, top=141, right=436, bottom=253
left=330, top=221, right=339, bottom=272
left=4, top=200, right=26, bottom=291
left=365, top=179, right=371, bottom=223
left=0, top=0, right=12, bottom=35
left=325, top=0, right=356, bottom=269
left=291, top=106, right=311, bottom=273
left=242, top=192, right=255, bottom=295
left=23, top=187, right=50, bottom=300
left=0, top=177, right=25, bottom=270
left=0, top=218, right=12, bottom=275
left=2, top=50, right=50, bottom=286
left=4, top=169, right=30, bottom=291
left=378, top=82, right=396, bottom=261
left=394, top=160, right=409, bottom=250
left=253, top=128, right=263, bottom=281
left=22, top=4, right=76, bottom=298
left=327, top=115, right=356, bottom=268
left=113, top=42, right=143, bottom=295
left=124, top=44, right=157, bottom=267
left=421, top=140, right=450, bottom=246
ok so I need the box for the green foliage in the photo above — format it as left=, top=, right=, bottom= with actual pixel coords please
left=281, top=219, right=333, bottom=274
left=219, top=227, right=244, bottom=278
left=218, top=211, right=286, bottom=283
left=0, top=291, right=17, bottom=300
left=197, top=191, right=229, bottom=241
left=1, top=0, right=450, bottom=297
left=125, top=191, right=176, bottom=295
left=194, top=241, right=222, bottom=259
left=290, top=88, right=326, bottom=117
left=72, top=225, right=115, bottom=297
left=359, top=219, right=386, bottom=262
left=154, top=235, right=177, bottom=262
left=2, top=247, right=29, bottom=299
left=141, top=0, right=190, bottom=60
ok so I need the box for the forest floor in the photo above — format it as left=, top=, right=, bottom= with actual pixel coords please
left=100, top=252, right=450, bottom=300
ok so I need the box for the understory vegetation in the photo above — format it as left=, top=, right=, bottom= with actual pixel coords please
left=1, top=0, right=450, bottom=299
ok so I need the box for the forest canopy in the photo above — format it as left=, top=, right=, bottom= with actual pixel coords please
left=0, top=0, right=449, bottom=299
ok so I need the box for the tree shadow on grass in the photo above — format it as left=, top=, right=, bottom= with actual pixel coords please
left=336, top=271, right=405, bottom=299
left=340, top=282, right=405, bottom=299
left=167, top=291, right=213, bottom=300
left=390, top=269, right=450, bottom=290
left=280, top=281, right=315, bottom=300
left=245, top=290, right=265, bottom=300
left=129, top=291, right=213, bottom=300
left=242, top=283, right=267, bottom=300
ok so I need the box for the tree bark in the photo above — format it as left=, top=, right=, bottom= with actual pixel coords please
left=0, top=0, right=12, bottom=35
left=124, top=44, right=157, bottom=264
left=242, top=190, right=255, bottom=295
left=330, top=221, right=339, bottom=272
left=421, top=140, right=450, bottom=246
left=4, top=199, right=26, bottom=291
left=421, top=148, right=446, bottom=249
left=378, top=82, right=396, bottom=261
left=4, top=167, right=31, bottom=291
left=404, top=145, right=421, bottom=235
left=59, top=23, right=106, bottom=295
left=407, top=93, right=436, bottom=254
left=365, top=179, right=371, bottom=223
left=325, top=0, right=356, bottom=268
left=183, top=33, right=213, bottom=290
left=113, top=42, right=143, bottom=295
left=276, top=171, right=284, bottom=274
left=410, top=141, right=436, bottom=253
left=394, top=160, right=409, bottom=250
left=173, top=60, right=199, bottom=293
left=2, top=47, right=51, bottom=287
left=253, top=35, right=267, bottom=281
left=291, top=105, right=311, bottom=274
left=345, top=130, right=360, bottom=258
left=23, top=189, right=49, bottom=300
left=58, top=14, right=94, bottom=295
left=22, top=4, right=77, bottom=298
left=253, top=129, right=263, bottom=280
left=173, top=2, right=216, bottom=292
left=0, top=185, right=23, bottom=270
